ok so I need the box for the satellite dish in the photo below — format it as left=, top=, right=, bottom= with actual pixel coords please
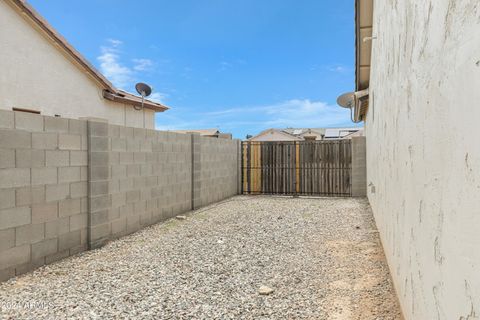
left=134, top=83, right=152, bottom=110
left=337, top=92, right=355, bottom=109
left=135, top=82, right=152, bottom=97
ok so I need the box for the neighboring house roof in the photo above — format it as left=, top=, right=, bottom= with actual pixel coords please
left=284, top=127, right=368, bottom=140
left=283, top=128, right=326, bottom=136
left=248, top=127, right=363, bottom=141
left=342, top=129, right=364, bottom=139
left=299, top=129, right=325, bottom=140
left=170, top=129, right=220, bottom=136
left=248, top=129, right=303, bottom=141
left=324, top=127, right=364, bottom=139
left=6, top=0, right=168, bottom=112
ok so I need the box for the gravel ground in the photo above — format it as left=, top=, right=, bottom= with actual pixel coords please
left=0, top=196, right=402, bottom=319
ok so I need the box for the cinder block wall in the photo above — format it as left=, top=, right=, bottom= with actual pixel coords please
left=351, top=136, right=366, bottom=197
left=0, top=110, right=88, bottom=281
left=193, top=136, right=240, bottom=208
left=88, top=123, right=194, bottom=248
left=0, top=110, right=241, bottom=281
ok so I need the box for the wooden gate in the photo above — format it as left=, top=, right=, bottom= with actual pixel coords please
left=242, top=140, right=352, bottom=196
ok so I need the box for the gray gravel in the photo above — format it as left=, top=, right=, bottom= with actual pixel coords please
left=0, top=196, right=402, bottom=319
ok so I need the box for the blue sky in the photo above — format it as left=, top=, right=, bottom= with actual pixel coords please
left=29, top=0, right=357, bottom=139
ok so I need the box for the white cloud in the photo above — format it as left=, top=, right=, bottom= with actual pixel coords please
left=97, top=40, right=133, bottom=89
left=133, top=58, right=154, bottom=72
left=327, top=65, right=351, bottom=73
left=310, top=64, right=352, bottom=74
left=213, top=99, right=349, bottom=128
left=107, top=39, right=123, bottom=47
left=217, top=59, right=246, bottom=72
left=156, top=99, right=353, bottom=134
left=149, top=92, right=168, bottom=104
left=218, top=61, right=233, bottom=72
left=97, top=40, right=167, bottom=102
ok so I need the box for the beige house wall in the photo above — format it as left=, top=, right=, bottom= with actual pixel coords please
left=0, top=1, right=154, bottom=129
left=366, top=1, right=480, bottom=319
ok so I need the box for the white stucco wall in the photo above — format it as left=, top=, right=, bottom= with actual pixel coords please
left=366, top=1, right=480, bottom=319
left=0, top=1, right=155, bottom=129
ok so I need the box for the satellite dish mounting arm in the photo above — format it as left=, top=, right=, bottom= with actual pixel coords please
left=134, top=82, right=153, bottom=111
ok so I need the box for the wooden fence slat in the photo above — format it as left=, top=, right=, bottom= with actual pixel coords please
left=241, top=140, right=351, bottom=196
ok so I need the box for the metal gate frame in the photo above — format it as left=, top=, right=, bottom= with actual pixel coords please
left=241, top=140, right=352, bottom=197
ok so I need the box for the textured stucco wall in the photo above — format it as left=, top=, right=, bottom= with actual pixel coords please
left=366, top=1, right=480, bottom=319
left=0, top=1, right=155, bottom=129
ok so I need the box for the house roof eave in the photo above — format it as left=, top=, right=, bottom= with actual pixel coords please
left=7, top=0, right=169, bottom=113
left=355, top=0, right=373, bottom=92
left=103, top=90, right=169, bottom=112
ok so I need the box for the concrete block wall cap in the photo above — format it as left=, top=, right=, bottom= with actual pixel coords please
left=44, top=117, right=69, bottom=133
left=81, top=117, right=109, bottom=123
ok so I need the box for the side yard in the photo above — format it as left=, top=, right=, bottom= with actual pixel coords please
left=0, top=196, right=401, bottom=319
